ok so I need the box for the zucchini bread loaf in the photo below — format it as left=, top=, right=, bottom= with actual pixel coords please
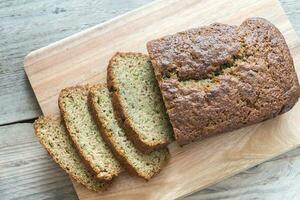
left=147, top=17, right=300, bottom=145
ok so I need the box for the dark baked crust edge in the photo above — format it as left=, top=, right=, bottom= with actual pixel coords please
left=58, top=85, right=120, bottom=181
left=88, top=84, right=170, bottom=180
left=107, top=52, right=170, bottom=153
left=257, top=18, right=300, bottom=114
left=33, top=116, right=109, bottom=191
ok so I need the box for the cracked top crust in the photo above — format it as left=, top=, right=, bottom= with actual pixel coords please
left=147, top=17, right=300, bottom=145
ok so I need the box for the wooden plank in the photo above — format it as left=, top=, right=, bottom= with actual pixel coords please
left=187, top=148, right=300, bottom=200
left=0, top=123, right=300, bottom=200
left=0, top=0, right=153, bottom=125
left=23, top=0, right=300, bottom=199
left=1, top=123, right=300, bottom=200
left=0, top=123, right=78, bottom=200
left=279, top=0, right=300, bottom=33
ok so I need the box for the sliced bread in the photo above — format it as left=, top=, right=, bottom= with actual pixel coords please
left=33, top=116, right=108, bottom=191
left=107, top=52, right=174, bottom=153
left=89, top=84, right=170, bottom=180
left=58, top=85, right=122, bottom=181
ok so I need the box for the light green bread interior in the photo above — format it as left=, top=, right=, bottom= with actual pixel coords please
left=35, top=118, right=105, bottom=191
left=112, top=54, right=173, bottom=144
left=60, top=87, right=121, bottom=178
left=92, top=86, right=169, bottom=179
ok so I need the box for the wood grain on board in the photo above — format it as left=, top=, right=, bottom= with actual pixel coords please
left=1, top=122, right=300, bottom=200
left=0, top=0, right=153, bottom=125
left=0, top=123, right=78, bottom=200
left=24, top=0, right=300, bottom=199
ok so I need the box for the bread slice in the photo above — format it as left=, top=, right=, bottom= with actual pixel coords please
left=33, top=116, right=108, bottom=191
left=107, top=52, right=173, bottom=153
left=58, top=85, right=122, bottom=181
left=89, top=84, right=169, bottom=180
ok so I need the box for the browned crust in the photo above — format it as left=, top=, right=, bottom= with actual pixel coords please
left=33, top=116, right=109, bottom=191
left=107, top=52, right=170, bottom=153
left=58, top=85, right=119, bottom=181
left=265, top=19, right=300, bottom=114
left=88, top=84, right=170, bottom=180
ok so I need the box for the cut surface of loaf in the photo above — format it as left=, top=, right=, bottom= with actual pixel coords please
left=89, top=84, right=169, bottom=180
left=33, top=116, right=108, bottom=191
left=147, top=17, right=300, bottom=145
left=58, top=85, right=122, bottom=181
left=107, top=52, right=174, bottom=153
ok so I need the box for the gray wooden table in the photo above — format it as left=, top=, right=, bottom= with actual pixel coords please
left=0, top=0, right=299, bottom=199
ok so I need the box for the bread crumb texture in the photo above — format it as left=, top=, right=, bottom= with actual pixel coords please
left=90, top=84, right=169, bottom=180
left=59, top=86, right=121, bottom=180
left=109, top=53, right=174, bottom=149
left=34, top=117, right=107, bottom=191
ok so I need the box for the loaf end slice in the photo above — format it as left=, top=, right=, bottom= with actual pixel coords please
left=107, top=52, right=174, bottom=153
left=58, top=85, right=122, bottom=181
left=89, top=84, right=170, bottom=180
left=34, top=116, right=108, bottom=191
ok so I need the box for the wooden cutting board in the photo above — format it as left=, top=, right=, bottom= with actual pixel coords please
left=24, top=0, right=300, bottom=199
